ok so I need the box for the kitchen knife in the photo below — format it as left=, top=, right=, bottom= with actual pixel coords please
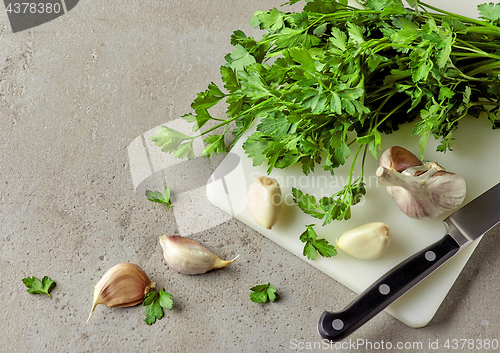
left=318, top=182, right=500, bottom=341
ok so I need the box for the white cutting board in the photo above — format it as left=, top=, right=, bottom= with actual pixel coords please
left=207, top=117, right=498, bottom=328
left=206, top=0, right=496, bottom=328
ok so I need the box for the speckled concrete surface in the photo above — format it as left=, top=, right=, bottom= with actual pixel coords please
left=1, top=1, right=500, bottom=352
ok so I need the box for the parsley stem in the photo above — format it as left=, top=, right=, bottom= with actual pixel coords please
left=374, top=89, right=397, bottom=116
left=360, top=144, right=368, bottom=180
left=192, top=98, right=273, bottom=139
left=456, top=41, right=500, bottom=50
left=453, top=39, right=500, bottom=54
left=419, top=1, right=499, bottom=30
left=376, top=97, right=412, bottom=129
left=191, top=119, right=234, bottom=139
left=452, top=45, right=500, bottom=61
left=466, top=60, right=500, bottom=76
left=368, top=89, right=398, bottom=104
left=463, top=27, right=500, bottom=36
left=318, top=9, right=382, bottom=20
left=376, top=56, right=410, bottom=71
left=347, top=145, right=363, bottom=186
left=470, top=101, right=500, bottom=107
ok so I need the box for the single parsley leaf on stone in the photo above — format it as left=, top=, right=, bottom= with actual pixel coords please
left=143, top=288, right=173, bottom=325
left=145, top=186, right=172, bottom=208
left=250, top=283, right=277, bottom=303
left=150, top=126, right=192, bottom=153
left=22, top=276, right=56, bottom=297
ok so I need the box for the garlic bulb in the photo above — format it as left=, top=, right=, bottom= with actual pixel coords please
left=159, top=235, right=238, bottom=275
left=247, top=176, right=282, bottom=229
left=336, top=222, right=391, bottom=260
left=87, top=263, right=155, bottom=323
left=376, top=146, right=466, bottom=219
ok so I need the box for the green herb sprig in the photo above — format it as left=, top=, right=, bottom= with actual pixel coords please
left=22, top=276, right=56, bottom=297
left=142, top=288, right=173, bottom=325
left=145, top=186, right=172, bottom=208
left=299, top=224, right=337, bottom=260
left=250, top=283, right=278, bottom=303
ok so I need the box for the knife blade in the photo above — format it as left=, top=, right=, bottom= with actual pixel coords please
left=318, top=182, right=500, bottom=341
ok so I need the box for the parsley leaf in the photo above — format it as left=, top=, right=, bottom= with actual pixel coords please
left=478, top=2, right=500, bottom=24
left=250, top=283, right=278, bottom=303
left=22, top=276, right=55, bottom=297
left=291, top=187, right=326, bottom=219
left=256, top=111, right=292, bottom=136
left=202, top=134, right=227, bottom=157
left=190, top=82, right=225, bottom=111
left=150, top=126, right=192, bottom=153
left=145, top=186, right=172, bottom=208
left=142, top=288, right=173, bottom=325
left=253, top=8, right=285, bottom=31
left=299, top=224, right=337, bottom=260
left=225, top=44, right=257, bottom=71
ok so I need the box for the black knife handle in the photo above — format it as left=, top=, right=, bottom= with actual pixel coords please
left=318, top=234, right=461, bottom=341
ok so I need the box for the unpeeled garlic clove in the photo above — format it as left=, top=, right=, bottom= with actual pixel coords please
left=336, top=222, right=391, bottom=260
left=376, top=146, right=466, bottom=219
left=379, top=146, right=423, bottom=172
left=87, top=263, right=155, bottom=323
left=159, top=235, right=238, bottom=275
left=247, top=176, right=282, bottom=229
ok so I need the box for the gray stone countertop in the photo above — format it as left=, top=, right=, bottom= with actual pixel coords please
left=1, top=1, right=499, bottom=352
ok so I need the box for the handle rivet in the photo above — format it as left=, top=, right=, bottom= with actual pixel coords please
left=379, top=284, right=390, bottom=295
left=332, top=319, right=344, bottom=330
left=425, top=251, right=437, bottom=261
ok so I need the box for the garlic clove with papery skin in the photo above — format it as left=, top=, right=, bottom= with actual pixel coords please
left=159, top=235, right=238, bottom=275
left=376, top=146, right=466, bottom=219
left=247, top=176, right=282, bottom=229
left=379, top=146, right=423, bottom=172
left=336, top=222, right=391, bottom=260
left=87, top=263, right=155, bottom=323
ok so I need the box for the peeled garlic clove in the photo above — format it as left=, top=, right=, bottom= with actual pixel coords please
left=336, top=222, right=391, bottom=260
left=376, top=146, right=466, bottom=219
left=159, top=235, right=238, bottom=275
left=247, top=176, right=282, bottom=229
left=87, top=263, right=155, bottom=323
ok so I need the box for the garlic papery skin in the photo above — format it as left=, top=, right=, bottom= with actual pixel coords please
left=247, top=176, right=282, bottom=229
left=376, top=146, right=466, bottom=219
left=159, top=235, right=238, bottom=275
left=336, top=222, right=391, bottom=260
left=87, top=263, right=155, bottom=323
left=379, top=146, right=423, bottom=172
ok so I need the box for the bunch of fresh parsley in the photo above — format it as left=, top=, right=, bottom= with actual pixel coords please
left=151, top=0, right=500, bottom=226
